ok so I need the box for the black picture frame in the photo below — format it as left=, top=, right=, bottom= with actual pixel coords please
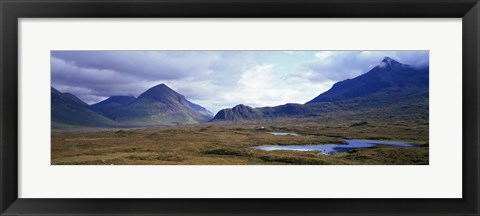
left=1, top=0, right=479, bottom=215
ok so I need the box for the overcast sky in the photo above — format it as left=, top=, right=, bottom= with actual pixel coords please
left=51, top=50, right=429, bottom=113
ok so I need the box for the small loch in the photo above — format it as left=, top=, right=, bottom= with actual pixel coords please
left=256, top=132, right=417, bottom=155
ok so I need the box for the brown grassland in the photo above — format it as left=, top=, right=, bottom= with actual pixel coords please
left=51, top=116, right=429, bottom=165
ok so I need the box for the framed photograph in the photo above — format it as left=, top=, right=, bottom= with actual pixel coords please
left=1, top=0, right=479, bottom=215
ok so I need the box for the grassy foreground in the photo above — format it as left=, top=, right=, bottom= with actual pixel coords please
left=51, top=118, right=429, bottom=165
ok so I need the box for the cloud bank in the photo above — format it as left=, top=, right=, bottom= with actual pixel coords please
left=51, top=50, right=429, bottom=113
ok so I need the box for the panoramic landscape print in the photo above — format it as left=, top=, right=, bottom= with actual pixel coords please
left=51, top=51, right=429, bottom=165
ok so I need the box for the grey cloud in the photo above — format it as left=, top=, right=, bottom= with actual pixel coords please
left=294, top=51, right=429, bottom=84
left=51, top=50, right=428, bottom=112
left=51, top=51, right=266, bottom=105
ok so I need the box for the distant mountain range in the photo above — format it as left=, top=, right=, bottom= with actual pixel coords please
left=52, top=84, right=213, bottom=127
left=211, top=57, right=429, bottom=121
left=52, top=57, right=429, bottom=127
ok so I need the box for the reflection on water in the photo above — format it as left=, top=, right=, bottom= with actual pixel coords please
left=268, top=132, right=300, bottom=136
left=254, top=139, right=417, bottom=155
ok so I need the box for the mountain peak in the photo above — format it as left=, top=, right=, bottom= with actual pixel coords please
left=306, top=57, right=428, bottom=104
left=139, top=83, right=178, bottom=99
left=233, top=104, right=248, bottom=108
left=108, top=84, right=213, bottom=124
left=151, top=83, right=172, bottom=90
left=211, top=104, right=261, bottom=121
left=381, top=56, right=394, bottom=62
left=379, top=56, right=402, bottom=68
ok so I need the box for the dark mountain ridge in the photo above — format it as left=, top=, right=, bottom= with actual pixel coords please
left=91, top=96, right=136, bottom=115
left=213, top=104, right=263, bottom=121
left=52, top=84, right=213, bottom=127
left=51, top=87, right=116, bottom=127
left=307, top=57, right=428, bottom=103
left=95, top=84, right=213, bottom=126
left=52, top=57, right=428, bottom=126
left=212, top=57, right=429, bottom=122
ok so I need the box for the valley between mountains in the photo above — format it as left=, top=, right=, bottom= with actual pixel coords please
left=51, top=57, right=429, bottom=165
